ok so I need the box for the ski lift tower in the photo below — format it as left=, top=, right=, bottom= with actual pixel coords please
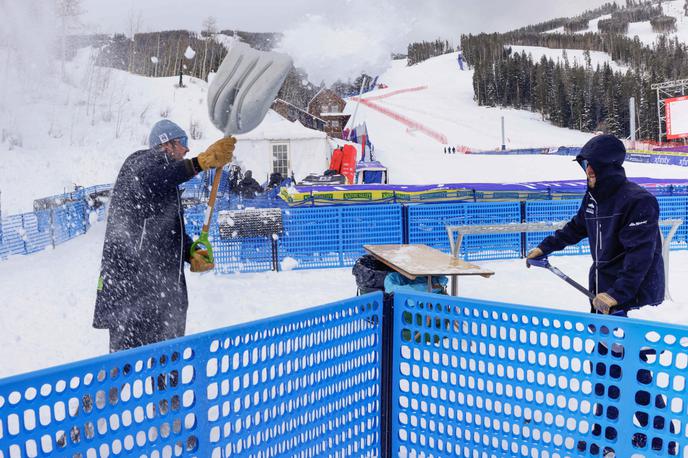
left=652, top=78, right=688, bottom=143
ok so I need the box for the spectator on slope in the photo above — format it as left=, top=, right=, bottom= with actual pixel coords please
left=526, top=134, right=667, bottom=454
left=236, top=169, right=264, bottom=199
left=93, top=119, right=236, bottom=352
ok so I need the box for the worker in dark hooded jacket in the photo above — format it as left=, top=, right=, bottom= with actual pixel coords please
left=527, top=134, right=664, bottom=315
left=93, top=119, right=236, bottom=352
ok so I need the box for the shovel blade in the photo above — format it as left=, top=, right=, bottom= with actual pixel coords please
left=208, top=41, right=292, bottom=136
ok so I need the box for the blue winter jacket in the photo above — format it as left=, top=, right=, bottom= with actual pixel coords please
left=93, top=149, right=198, bottom=331
left=538, top=135, right=664, bottom=312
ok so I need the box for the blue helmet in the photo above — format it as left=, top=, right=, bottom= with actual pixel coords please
left=148, top=119, right=188, bottom=149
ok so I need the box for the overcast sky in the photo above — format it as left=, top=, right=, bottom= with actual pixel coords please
left=81, top=0, right=618, bottom=41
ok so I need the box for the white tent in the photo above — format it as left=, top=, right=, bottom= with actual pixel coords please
left=233, top=110, right=330, bottom=183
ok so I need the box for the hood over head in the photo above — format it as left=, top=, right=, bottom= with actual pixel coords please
left=576, top=134, right=627, bottom=200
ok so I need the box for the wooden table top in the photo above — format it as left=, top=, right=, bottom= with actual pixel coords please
left=363, top=244, right=495, bottom=280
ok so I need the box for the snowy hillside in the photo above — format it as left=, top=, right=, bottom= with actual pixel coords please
left=545, top=0, right=688, bottom=46
left=344, top=52, right=687, bottom=184
left=0, top=48, right=311, bottom=214
left=0, top=48, right=221, bottom=214
left=627, top=0, right=688, bottom=45
left=508, top=45, right=628, bottom=72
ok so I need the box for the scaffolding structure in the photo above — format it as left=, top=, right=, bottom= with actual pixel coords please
left=652, top=78, right=688, bottom=142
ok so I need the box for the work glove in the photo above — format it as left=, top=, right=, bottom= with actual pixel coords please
left=190, top=249, right=214, bottom=273
left=197, top=137, right=236, bottom=170
left=525, top=247, right=544, bottom=268
left=592, top=292, right=618, bottom=314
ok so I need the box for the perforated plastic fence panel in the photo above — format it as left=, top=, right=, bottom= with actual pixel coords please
left=340, top=205, right=404, bottom=266
left=525, top=200, right=591, bottom=256
left=392, top=292, right=688, bottom=458
left=0, top=293, right=383, bottom=457
left=184, top=206, right=274, bottom=274
left=658, top=197, right=688, bottom=250
left=275, top=204, right=404, bottom=269
left=52, top=202, right=87, bottom=245
left=407, top=202, right=522, bottom=261
left=1, top=215, right=28, bottom=256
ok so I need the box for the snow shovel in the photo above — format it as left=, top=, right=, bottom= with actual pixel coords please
left=526, top=256, right=595, bottom=300
left=189, top=42, right=292, bottom=263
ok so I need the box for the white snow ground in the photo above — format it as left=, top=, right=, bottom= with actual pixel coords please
left=0, top=220, right=686, bottom=379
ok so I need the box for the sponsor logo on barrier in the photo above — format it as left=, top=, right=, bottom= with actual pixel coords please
left=419, top=192, right=448, bottom=200
left=317, top=194, right=334, bottom=200
left=343, top=192, right=373, bottom=200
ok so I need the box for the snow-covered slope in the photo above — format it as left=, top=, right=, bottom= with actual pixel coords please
left=344, top=53, right=687, bottom=185
left=545, top=1, right=688, bottom=46
left=0, top=48, right=221, bottom=214
left=508, top=45, right=628, bottom=72
left=627, top=0, right=688, bottom=46
left=0, top=48, right=305, bottom=214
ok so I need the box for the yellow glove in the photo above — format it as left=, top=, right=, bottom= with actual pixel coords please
left=592, top=292, right=618, bottom=314
left=190, top=249, right=214, bottom=273
left=525, top=247, right=543, bottom=268
left=197, top=137, right=236, bottom=170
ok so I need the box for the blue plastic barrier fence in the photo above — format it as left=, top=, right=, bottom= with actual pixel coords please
left=184, top=204, right=404, bottom=273
left=0, top=293, right=384, bottom=457
left=392, top=291, right=688, bottom=457
left=658, top=197, right=688, bottom=250
left=0, top=186, right=110, bottom=261
left=525, top=200, right=591, bottom=257
left=280, top=204, right=404, bottom=270
left=407, top=202, right=522, bottom=261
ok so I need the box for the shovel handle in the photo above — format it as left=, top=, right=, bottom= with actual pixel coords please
left=190, top=231, right=214, bottom=263
left=191, top=167, right=223, bottom=264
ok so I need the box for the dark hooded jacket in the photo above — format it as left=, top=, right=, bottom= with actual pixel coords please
left=236, top=170, right=264, bottom=199
left=538, top=135, right=664, bottom=313
left=93, top=149, right=198, bottom=332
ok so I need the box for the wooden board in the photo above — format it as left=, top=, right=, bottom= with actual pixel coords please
left=363, top=244, right=494, bottom=280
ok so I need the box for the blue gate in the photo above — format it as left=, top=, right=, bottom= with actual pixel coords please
left=391, top=292, right=687, bottom=457
left=0, top=294, right=384, bottom=457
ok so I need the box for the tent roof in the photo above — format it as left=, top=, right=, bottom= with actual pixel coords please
left=236, top=110, right=327, bottom=141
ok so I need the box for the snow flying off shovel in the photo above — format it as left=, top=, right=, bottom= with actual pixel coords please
left=190, top=42, right=293, bottom=263
left=526, top=256, right=595, bottom=300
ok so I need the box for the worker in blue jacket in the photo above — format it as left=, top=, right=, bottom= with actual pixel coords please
left=527, top=134, right=665, bottom=315
left=528, top=134, right=668, bottom=453
left=93, top=119, right=236, bottom=352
